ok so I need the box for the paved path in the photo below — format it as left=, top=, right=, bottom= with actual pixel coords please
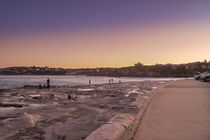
left=134, top=80, right=210, bottom=140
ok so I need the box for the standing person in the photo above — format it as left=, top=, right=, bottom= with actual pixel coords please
left=47, top=78, right=50, bottom=88
left=89, top=80, right=91, bottom=85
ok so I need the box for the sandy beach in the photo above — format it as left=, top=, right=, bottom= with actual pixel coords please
left=0, top=81, right=168, bottom=140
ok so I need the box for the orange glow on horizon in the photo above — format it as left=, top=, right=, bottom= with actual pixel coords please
left=1, top=21, right=210, bottom=68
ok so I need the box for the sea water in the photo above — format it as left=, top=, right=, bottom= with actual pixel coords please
left=0, top=75, right=187, bottom=89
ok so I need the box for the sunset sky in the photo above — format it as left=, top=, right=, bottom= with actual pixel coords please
left=0, top=1, right=210, bottom=68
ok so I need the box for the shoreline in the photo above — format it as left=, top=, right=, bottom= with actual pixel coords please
left=0, top=80, right=171, bottom=139
left=0, top=75, right=188, bottom=90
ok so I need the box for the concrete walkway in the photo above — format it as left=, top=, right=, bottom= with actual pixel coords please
left=134, top=80, right=210, bottom=140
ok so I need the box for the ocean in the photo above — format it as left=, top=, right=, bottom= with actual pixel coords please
left=0, top=75, right=186, bottom=89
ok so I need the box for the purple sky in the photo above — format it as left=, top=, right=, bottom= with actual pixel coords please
left=0, top=1, right=210, bottom=68
left=1, top=0, right=210, bottom=36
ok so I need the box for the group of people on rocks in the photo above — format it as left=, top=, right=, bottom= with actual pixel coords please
left=38, top=77, right=122, bottom=89
left=39, top=78, right=50, bottom=89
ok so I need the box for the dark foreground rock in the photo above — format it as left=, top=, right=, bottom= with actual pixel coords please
left=0, top=81, right=169, bottom=140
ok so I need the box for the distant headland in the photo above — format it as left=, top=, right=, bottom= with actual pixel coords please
left=0, top=60, right=209, bottom=77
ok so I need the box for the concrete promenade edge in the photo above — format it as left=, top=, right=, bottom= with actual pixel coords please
left=133, top=80, right=210, bottom=140
left=85, top=82, right=168, bottom=140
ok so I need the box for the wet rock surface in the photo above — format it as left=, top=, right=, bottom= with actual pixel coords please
left=0, top=81, right=168, bottom=140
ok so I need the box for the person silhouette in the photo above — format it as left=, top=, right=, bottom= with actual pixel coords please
left=39, top=84, right=42, bottom=89
left=47, top=78, right=50, bottom=88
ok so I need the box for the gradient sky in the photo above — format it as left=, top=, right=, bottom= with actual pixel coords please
left=0, top=0, right=210, bottom=68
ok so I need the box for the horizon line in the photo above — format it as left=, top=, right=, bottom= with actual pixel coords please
left=0, top=60, right=208, bottom=69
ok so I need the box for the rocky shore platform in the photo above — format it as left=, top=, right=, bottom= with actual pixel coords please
left=0, top=81, right=169, bottom=140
